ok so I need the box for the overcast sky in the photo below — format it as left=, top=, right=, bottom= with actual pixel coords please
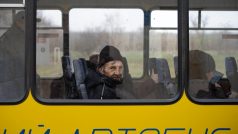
left=38, top=9, right=238, bottom=31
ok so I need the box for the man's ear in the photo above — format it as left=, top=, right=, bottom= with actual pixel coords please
left=97, top=66, right=104, bottom=74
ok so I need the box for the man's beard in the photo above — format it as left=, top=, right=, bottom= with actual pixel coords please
left=111, top=74, right=123, bottom=83
left=102, top=74, right=123, bottom=87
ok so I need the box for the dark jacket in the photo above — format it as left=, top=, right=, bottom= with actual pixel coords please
left=85, top=69, right=120, bottom=99
left=137, top=78, right=170, bottom=99
left=196, top=78, right=231, bottom=99
left=0, top=24, right=25, bottom=100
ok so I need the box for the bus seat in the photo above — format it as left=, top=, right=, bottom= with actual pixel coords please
left=156, top=58, right=172, bottom=83
left=149, top=58, right=177, bottom=97
left=225, top=57, right=237, bottom=77
left=156, top=58, right=177, bottom=96
left=225, top=57, right=238, bottom=92
left=61, top=56, right=78, bottom=99
left=73, top=58, right=88, bottom=99
left=62, top=56, right=73, bottom=81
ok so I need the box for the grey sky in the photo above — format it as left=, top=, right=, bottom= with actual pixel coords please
left=38, top=9, right=238, bottom=30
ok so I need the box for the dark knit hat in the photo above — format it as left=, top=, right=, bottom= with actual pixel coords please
left=98, top=45, right=123, bottom=67
left=189, top=50, right=215, bottom=79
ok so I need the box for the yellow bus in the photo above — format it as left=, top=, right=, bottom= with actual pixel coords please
left=0, top=0, right=238, bottom=133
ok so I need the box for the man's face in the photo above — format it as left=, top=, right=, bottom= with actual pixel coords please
left=99, top=60, right=123, bottom=81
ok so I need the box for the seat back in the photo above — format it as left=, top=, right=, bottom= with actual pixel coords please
left=73, top=58, right=88, bottom=99
left=149, top=58, right=157, bottom=75
left=149, top=58, right=177, bottom=96
left=61, top=56, right=77, bottom=98
left=156, top=58, right=172, bottom=83
left=225, top=57, right=238, bottom=92
left=225, top=57, right=238, bottom=77
left=149, top=58, right=172, bottom=82
left=62, top=56, right=73, bottom=81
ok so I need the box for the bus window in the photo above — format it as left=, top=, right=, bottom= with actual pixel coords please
left=67, top=8, right=149, bottom=100
left=189, top=10, right=238, bottom=101
left=149, top=10, right=198, bottom=99
left=36, top=10, right=63, bottom=99
left=0, top=9, right=26, bottom=102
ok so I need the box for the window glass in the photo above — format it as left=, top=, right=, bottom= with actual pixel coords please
left=37, top=10, right=62, bottom=27
left=189, top=11, right=199, bottom=28
left=149, top=30, right=178, bottom=99
left=36, top=29, right=63, bottom=78
left=69, top=8, right=144, bottom=78
left=189, top=30, right=238, bottom=100
left=0, top=30, right=7, bottom=37
left=36, top=28, right=64, bottom=98
left=149, top=30, right=178, bottom=77
left=0, top=9, right=25, bottom=102
left=36, top=9, right=63, bottom=78
left=151, top=10, right=177, bottom=28
left=0, top=10, right=12, bottom=27
left=201, top=11, right=238, bottom=28
left=151, top=10, right=198, bottom=28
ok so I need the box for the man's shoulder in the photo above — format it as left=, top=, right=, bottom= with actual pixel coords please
left=85, top=68, right=102, bottom=86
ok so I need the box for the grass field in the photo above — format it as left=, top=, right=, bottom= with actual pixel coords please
left=37, top=50, right=238, bottom=79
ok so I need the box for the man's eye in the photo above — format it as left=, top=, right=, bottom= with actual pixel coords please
left=110, top=67, right=116, bottom=70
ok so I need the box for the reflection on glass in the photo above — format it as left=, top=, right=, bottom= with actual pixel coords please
left=0, top=10, right=12, bottom=27
left=36, top=29, right=64, bottom=99
left=36, top=29, right=63, bottom=78
left=37, top=10, right=62, bottom=27
left=0, top=10, right=25, bottom=102
left=0, top=30, right=7, bottom=37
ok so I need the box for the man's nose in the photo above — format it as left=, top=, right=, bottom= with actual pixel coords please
left=114, top=68, right=122, bottom=75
